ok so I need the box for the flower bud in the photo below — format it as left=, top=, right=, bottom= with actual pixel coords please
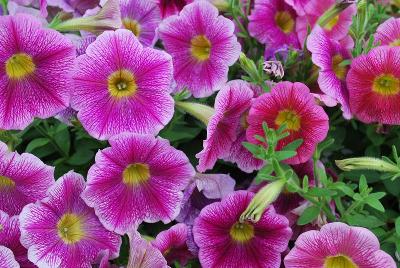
left=175, top=101, right=215, bottom=126
left=335, top=157, right=400, bottom=173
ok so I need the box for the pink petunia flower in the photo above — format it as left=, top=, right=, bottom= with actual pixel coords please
left=46, top=0, right=99, bottom=16
left=152, top=223, right=194, bottom=266
left=347, top=46, right=400, bottom=124
left=307, top=26, right=352, bottom=119
left=196, top=80, right=264, bottom=173
left=158, top=1, right=241, bottom=98
left=72, top=29, right=174, bottom=140
left=193, top=190, right=292, bottom=268
left=19, top=171, right=121, bottom=267
left=82, top=133, right=195, bottom=235
left=0, top=246, right=19, bottom=268
left=0, top=14, right=75, bottom=130
left=249, top=0, right=300, bottom=52
left=375, top=17, right=400, bottom=46
left=284, top=222, right=396, bottom=268
left=246, top=81, right=329, bottom=165
left=284, top=0, right=307, bottom=16
left=0, top=141, right=54, bottom=216
left=120, top=0, right=161, bottom=46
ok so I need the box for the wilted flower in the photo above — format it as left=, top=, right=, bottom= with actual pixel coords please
left=264, top=60, right=285, bottom=79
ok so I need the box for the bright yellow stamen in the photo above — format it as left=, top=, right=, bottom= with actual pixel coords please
left=122, top=163, right=150, bottom=186
left=57, top=213, right=84, bottom=244
left=372, top=74, right=400, bottom=96
left=275, top=11, right=295, bottom=34
left=190, top=35, right=211, bottom=61
left=324, top=15, right=339, bottom=31
left=122, top=18, right=141, bottom=37
left=275, top=109, right=301, bottom=131
left=107, top=69, right=137, bottom=99
left=5, top=53, right=36, bottom=80
left=332, top=54, right=347, bottom=80
left=229, top=222, right=254, bottom=243
left=0, top=175, right=15, bottom=189
left=324, top=255, right=358, bottom=268
left=389, top=39, right=400, bottom=46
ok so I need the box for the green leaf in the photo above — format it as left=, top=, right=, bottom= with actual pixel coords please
left=395, top=217, right=400, bottom=236
left=54, top=125, right=70, bottom=155
left=242, top=142, right=263, bottom=158
left=275, top=150, right=297, bottom=161
left=347, top=214, right=386, bottom=228
left=302, top=176, right=309, bottom=192
left=308, top=187, right=336, bottom=197
left=297, top=206, right=320, bottom=225
left=332, top=182, right=354, bottom=197
left=364, top=197, right=385, bottom=212
left=67, top=149, right=94, bottom=166
left=26, top=138, right=49, bottom=153
left=282, top=138, right=303, bottom=152
left=359, top=175, right=368, bottom=193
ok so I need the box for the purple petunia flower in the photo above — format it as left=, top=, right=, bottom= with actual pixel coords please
left=0, top=141, right=54, bottom=216
left=0, top=246, right=19, bottom=268
left=0, top=14, right=75, bottom=130
left=72, top=29, right=174, bottom=140
left=284, top=222, right=396, bottom=268
left=375, top=17, right=400, bottom=46
left=120, top=0, right=161, bottom=46
left=158, top=1, right=241, bottom=98
left=82, top=133, right=195, bottom=235
left=307, top=26, right=352, bottom=119
left=46, top=0, right=99, bottom=16
left=193, top=190, right=292, bottom=268
left=19, top=171, right=121, bottom=267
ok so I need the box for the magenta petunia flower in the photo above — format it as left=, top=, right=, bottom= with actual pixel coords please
left=193, top=190, right=292, bottom=268
left=120, top=0, right=161, bottom=46
left=157, top=0, right=188, bottom=18
left=158, top=1, right=241, bottom=98
left=0, top=246, right=19, bottom=268
left=296, top=0, right=356, bottom=47
left=375, top=17, right=400, bottom=46
left=72, top=29, right=174, bottom=140
left=46, top=0, right=99, bottom=15
left=0, top=141, right=54, bottom=216
left=152, top=223, right=194, bottom=265
left=19, top=171, right=121, bottom=267
left=284, top=0, right=307, bottom=15
left=0, top=14, right=75, bottom=130
left=249, top=0, right=300, bottom=52
left=347, top=46, right=400, bottom=124
left=196, top=80, right=264, bottom=173
left=307, top=26, right=352, bottom=119
left=246, top=81, right=329, bottom=165
left=82, top=133, right=195, bottom=234
left=284, top=222, right=396, bottom=268
left=128, top=231, right=169, bottom=268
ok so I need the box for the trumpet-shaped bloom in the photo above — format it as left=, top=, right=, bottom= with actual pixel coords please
left=120, top=0, right=161, bottom=46
left=0, top=141, right=54, bottom=216
left=0, top=246, right=19, bottom=268
left=196, top=80, right=264, bottom=173
left=375, top=17, right=400, bottom=46
left=307, top=26, right=352, bottom=119
left=19, top=171, right=121, bottom=267
left=158, top=1, right=241, bottom=98
left=72, top=29, right=174, bottom=140
left=347, top=46, right=400, bottom=124
left=82, top=133, right=195, bottom=234
left=246, top=82, right=329, bottom=164
left=284, top=222, right=396, bottom=268
left=193, top=190, right=292, bottom=268
left=0, top=14, right=75, bottom=130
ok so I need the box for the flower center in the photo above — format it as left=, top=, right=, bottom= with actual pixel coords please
left=324, top=15, right=340, bottom=31
left=122, top=18, right=141, bottom=37
left=5, top=53, right=36, bottom=80
left=0, top=175, right=15, bottom=189
left=229, top=222, right=254, bottom=243
left=275, top=11, right=295, bottom=34
left=275, top=109, right=301, bottom=131
left=122, top=163, right=150, bottom=186
left=324, top=255, right=358, bottom=268
left=57, top=213, right=84, bottom=244
left=389, top=39, right=400, bottom=46
left=190, top=35, right=211, bottom=61
left=372, top=74, right=400, bottom=96
left=107, top=69, right=137, bottom=99
left=332, top=54, right=347, bottom=80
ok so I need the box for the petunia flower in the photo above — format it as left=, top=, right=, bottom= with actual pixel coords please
left=158, top=1, right=241, bottom=98
left=157, top=0, right=188, bottom=19
left=246, top=81, right=329, bottom=165
left=152, top=223, right=194, bottom=266
left=72, top=29, right=174, bottom=140
left=284, top=222, right=396, bottom=268
left=82, top=133, right=195, bottom=234
left=193, top=190, right=292, bottom=268
left=0, top=141, right=54, bottom=216
left=0, top=14, right=75, bottom=130
left=249, top=0, right=300, bottom=52
left=120, top=0, right=161, bottom=46
left=0, top=246, right=19, bottom=268
left=375, top=17, right=400, bottom=46
left=347, top=46, right=400, bottom=124
left=307, top=26, right=352, bottom=119
left=46, top=0, right=99, bottom=16
left=284, top=0, right=307, bottom=16
left=196, top=80, right=264, bottom=173
left=19, top=171, right=121, bottom=267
